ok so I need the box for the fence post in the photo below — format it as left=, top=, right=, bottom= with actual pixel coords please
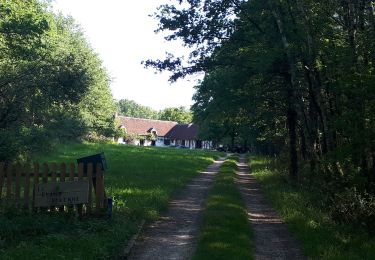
left=95, top=164, right=104, bottom=211
left=42, top=163, right=49, bottom=212
left=69, top=163, right=75, bottom=181
left=0, top=162, right=4, bottom=200
left=42, top=163, right=48, bottom=184
left=51, top=163, right=57, bottom=183
left=24, top=164, right=31, bottom=210
left=33, top=163, right=40, bottom=211
left=60, top=163, right=66, bottom=182
left=15, top=164, right=22, bottom=201
left=77, top=163, right=84, bottom=216
left=87, top=163, right=93, bottom=214
left=59, top=163, right=66, bottom=212
left=6, top=164, right=13, bottom=198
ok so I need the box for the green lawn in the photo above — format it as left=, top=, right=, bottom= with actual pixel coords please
left=250, top=156, right=375, bottom=259
left=193, top=156, right=254, bottom=260
left=0, top=142, right=221, bottom=259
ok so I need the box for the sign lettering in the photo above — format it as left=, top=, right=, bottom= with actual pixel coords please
left=34, top=181, right=89, bottom=207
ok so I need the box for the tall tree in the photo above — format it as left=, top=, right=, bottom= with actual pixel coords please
left=159, top=107, right=192, bottom=124
left=116, top=99, right=159, bottom=119
left=147, top=0, right=375, bottom=185
left=0, top=0, right=115, bottom=160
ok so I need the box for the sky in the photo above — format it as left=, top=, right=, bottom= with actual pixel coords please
left=52, top=0, right=201, bottom=110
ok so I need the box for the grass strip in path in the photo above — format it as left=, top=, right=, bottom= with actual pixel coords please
left=250, top=156, right=375, bottom=259
left=236, top=154, right=306, bottom=259
left=193, top=156, right=254, bottom=260
left=128, top=156, right=226, bottom=259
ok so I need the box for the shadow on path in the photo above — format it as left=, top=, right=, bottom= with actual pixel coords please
left=127, top=157, right=226, bottom=260
left=236, top=154, right=306, bottom=260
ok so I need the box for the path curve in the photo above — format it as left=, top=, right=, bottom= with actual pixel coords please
left=127, top=157, right=226, bottom=260
left=236, top=154, right=306, bottom=260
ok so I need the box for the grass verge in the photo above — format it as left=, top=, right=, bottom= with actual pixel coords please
left=0, top=142, right=221, bottom=259
left=250, top=156, right=375, bottom=259
left=193, top=155, right=254, bottom=260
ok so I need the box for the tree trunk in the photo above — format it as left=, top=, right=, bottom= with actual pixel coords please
left=269, top=0, right=299, bottom=180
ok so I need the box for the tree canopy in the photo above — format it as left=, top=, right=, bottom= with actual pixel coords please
left=0, top=0, right=115, bottom=160
left=148, top=0, right=375, bottom=228
left=159, top=107, right=192, bottom=124
left=116, top=99, right=159, bottom=119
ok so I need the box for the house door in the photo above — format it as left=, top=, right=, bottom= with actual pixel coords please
left=196, top=140, right=202, bottom=149
left=151, top=140, right=156, bottom=146
left=140, top=139, right=145, bottom=146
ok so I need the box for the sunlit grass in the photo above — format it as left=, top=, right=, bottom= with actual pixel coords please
left=0, top=142, right=221, bottom=259
left=250, top=156, right=375, bottom=259
left=193, top=157, right=254, bottom=260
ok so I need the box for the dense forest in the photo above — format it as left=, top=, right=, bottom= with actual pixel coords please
left=146, top=0, right=375, bottom=230
left=0, top=0, right=115, bottom=161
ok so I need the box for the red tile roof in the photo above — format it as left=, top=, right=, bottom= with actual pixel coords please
left=117, top=116, right=199, bottom=140
left=117, top=116, right=178, bottom=136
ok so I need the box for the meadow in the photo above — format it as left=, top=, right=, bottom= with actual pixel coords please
left=250, top=156, right=375, bottom=259
left=0, top=142, right=221, bottom=259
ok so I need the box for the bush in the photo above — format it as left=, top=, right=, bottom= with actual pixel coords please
left=329, top=188, right=375, bottom=232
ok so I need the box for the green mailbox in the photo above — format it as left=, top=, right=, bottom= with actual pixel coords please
left=77, top=152, right=107, bottom=175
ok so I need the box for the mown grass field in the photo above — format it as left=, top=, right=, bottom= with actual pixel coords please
left=0, top=142, right=221, bottom=259
left=194, top=155, right=254, bottom=260
left=249, top=156, right=375, bottom=259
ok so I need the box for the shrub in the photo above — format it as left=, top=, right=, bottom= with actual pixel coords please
left=330, top=188, right=375, bottom=232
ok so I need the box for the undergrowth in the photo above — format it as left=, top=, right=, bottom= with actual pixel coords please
left=250, top=156, right=375, bottom=259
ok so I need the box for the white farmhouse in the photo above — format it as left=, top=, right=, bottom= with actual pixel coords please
left=117, top=116, right=213, bottom=149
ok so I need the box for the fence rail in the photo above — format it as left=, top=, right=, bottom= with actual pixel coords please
left=0, top=162, right=106, bottom=215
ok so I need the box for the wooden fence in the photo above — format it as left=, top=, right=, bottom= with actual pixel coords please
left=0, top=162, right=106, bottom=215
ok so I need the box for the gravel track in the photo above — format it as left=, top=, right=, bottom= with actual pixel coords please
left=236, top=154, right=306, bottom=260
left=127, top=157, right=226, bottom=260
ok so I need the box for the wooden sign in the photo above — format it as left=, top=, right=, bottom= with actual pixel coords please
left=34, top=181, right=89, bottom=207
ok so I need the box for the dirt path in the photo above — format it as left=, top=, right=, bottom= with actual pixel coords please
left=127, top=157, right=226, bottom=260
left=236, top=154, right=306, bottom=260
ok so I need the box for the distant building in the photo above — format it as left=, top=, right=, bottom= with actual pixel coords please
left=116, top=116, right=212, bottom=149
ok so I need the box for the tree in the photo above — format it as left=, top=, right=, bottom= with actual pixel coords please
left=0, top=0, right=115, bottom=160
left=147, top=0, right=375, bottom=186
left=116, top=99, right=159, bottom=119
left=159, top=107, right=192, bottom=124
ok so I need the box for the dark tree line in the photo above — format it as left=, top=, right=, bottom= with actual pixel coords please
left=146, top=0, right=375, bottom=228
left=0, top=0, right=116, bottom=161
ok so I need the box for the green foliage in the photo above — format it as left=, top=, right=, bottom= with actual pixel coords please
left=116, top=99, right=159, bottom=119
left=250, top=156, right=375, bottom=259
left=0, top=142, right=220, bottom=259
left=116, top=99, right=193, bottom=124
left=0, top=0, right=115, bottom=161
left=148, top=0, right=375, bottom=202
left=194, top=157, right=254, bottom=260
left=330, top=188, right=375, bottom=232
left=159, top=106, right=192, bottom=124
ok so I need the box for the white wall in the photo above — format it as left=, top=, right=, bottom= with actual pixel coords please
left=156, top=137, right=166, bottom=147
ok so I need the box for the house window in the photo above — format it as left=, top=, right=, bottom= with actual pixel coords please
left=164, top=139, right=171, bottom=145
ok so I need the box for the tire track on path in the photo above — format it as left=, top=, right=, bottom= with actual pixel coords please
left=127, top=157, right=226, bottom=260
left=236, top=154, right=306, bottom=260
